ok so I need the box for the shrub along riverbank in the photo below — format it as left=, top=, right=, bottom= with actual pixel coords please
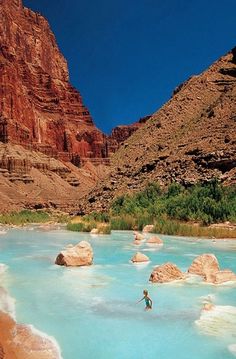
left=0, top=210, right=68, bottom=226
left=1, top=180, right=235, bottom=238
left=67, top=180, right=236, bottom=238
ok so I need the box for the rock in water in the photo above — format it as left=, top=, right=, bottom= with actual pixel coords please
left=149, top=262, right=185, bottom=283
left=55, top=241, right=93, bottom=266
left=142, top=225, right=154, bottom=233
left=134, top=232, right=144, bottom=241
left=146, top=236, right=163, bottom=245
left=188, top=253, right=236, bottom=284
left=90, top=228, right=99, bottom=234
left=188, top=254, right=220, bottom=283
left=131, top=252, right=150, bottom=263
left=213, top=269, right=236, bottom=284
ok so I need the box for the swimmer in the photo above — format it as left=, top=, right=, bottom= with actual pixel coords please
left=137, top=289, right=152, bottom=310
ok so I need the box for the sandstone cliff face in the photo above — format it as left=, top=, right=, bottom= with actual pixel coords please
left=0, top=0, right=145, bottom=212
left=0, top=142, right=110, bottom=212
left=0, top=0, right=113, bottom=163
left=81, top=47, right=236, bottom=212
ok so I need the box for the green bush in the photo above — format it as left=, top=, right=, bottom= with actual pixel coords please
left=0, top=210, right=50, bottom=225
left=67, top=221, right=95, bottom=232
left=110, top=180, right=236, bottom=226
left=67, top=180, right=236, bottom=237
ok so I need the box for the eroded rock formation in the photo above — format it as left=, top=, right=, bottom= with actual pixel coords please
left=188, top=254, right=220, bottom=283
left=55, top=241, right=93, bottom=266
left=188, top=253, right=236, bottom=284
left=0, top=143, right=110, bottom=213
left=149, top=262, right=185, bottom=283
left=0, top=0, right=143, bottom=167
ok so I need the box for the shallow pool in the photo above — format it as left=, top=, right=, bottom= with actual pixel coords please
left=0, top=228, right=236, bottom=359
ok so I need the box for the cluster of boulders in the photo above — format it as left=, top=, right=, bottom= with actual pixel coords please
left=54, top=236, right=236, bottom=287
left=149, top=253, right=236, bottom=285
left=133, top=230, right=163, bottom=245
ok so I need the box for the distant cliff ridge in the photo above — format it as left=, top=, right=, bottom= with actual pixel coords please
left=0, top=0, right=144, bottom=166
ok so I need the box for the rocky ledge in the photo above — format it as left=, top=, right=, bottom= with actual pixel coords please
left=0, top=311, right=62, bottom=359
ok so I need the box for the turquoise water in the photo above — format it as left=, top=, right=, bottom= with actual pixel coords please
left=0, top=228, right=236, bottom=359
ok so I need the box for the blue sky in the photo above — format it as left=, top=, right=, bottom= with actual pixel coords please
left=24, top=0, right=236, bottom=134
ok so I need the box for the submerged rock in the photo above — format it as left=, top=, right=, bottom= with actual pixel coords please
left=131, top=252, right=150, bottom=263
left=146, top=236, right=163, bottom=245
left=55, top=241, right=93, bottom=267
left=90, top=228, right=99, bottom=234
left=149, top=262, right=185, bottom=283
left=133, top=240, right=142, bottom=245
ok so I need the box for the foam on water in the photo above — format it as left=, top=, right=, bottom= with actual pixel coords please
left=0, top=263, right=8, bottom=274
left=228, top=344, right=236, bottom=356
left=195, top=305, right=236, bottom=337
left=0, top=286, right=16, bottom=318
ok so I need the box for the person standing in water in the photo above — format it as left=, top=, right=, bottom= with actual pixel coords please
left=137, top=290, right=152, bottom=310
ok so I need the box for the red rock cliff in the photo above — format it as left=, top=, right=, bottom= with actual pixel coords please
left=0, top=0, right=110, bottom=162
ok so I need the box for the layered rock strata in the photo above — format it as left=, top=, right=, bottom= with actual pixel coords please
left=0, top=143, right=109, bottom=212
left=0, top=0, right=144, bottom=166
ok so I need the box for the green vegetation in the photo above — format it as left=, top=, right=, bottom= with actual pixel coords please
left=67, top=216, right=111, bottom=234
left=67, top=180, right=236, bottom=238
left=67, top=221, right=95, bottom=232
left=0, top=210, right=50, bottom=225
left=111, top=180, right=236, bottom=225
left=0, top=210, right=70, bottom=226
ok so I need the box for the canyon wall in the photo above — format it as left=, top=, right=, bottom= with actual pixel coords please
left=0, top=0, right=142, bottom=166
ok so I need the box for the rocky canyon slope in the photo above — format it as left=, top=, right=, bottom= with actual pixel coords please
left=81, top=47, right=236, bottom=213
left=0, top=0, right=144, bottom=212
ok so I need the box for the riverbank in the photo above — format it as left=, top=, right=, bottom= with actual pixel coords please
left=0, top=272, right=62, bottom=359
left=67, top=215, right=236, bottom=239
left=0, top=310, right=62, bottom=359
left=1, top=211, right=236, bottom=239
